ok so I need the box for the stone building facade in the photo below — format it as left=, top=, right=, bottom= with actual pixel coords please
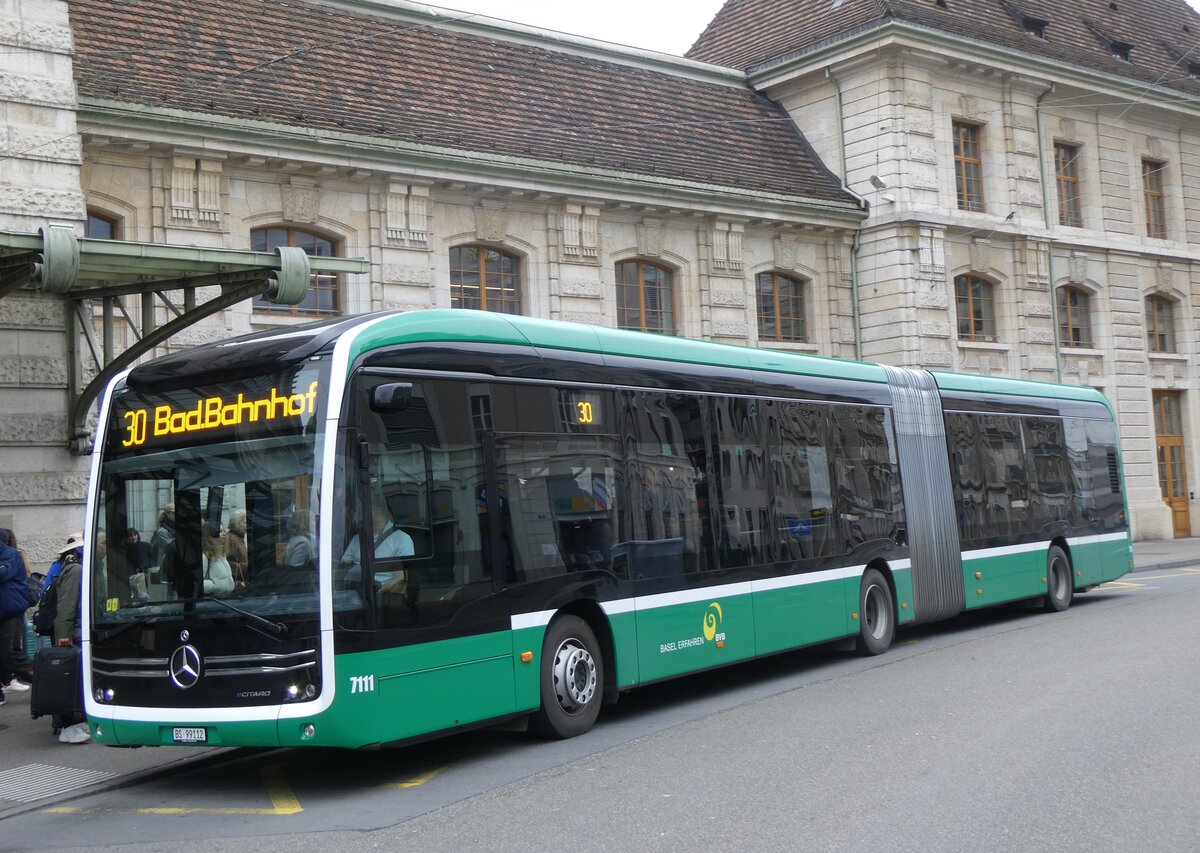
left=690, top=0, right=1200, bottom=540
left=2, top=0, right=864, bottom=565
left=5, top=0, right=1198, bottom=559
left=0, top=0, right=88, bottom=565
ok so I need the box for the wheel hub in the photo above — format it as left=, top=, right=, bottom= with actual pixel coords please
left=552, top=638, right=596, bottom=712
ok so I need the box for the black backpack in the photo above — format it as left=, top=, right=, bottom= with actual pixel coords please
left=32, top=570, right=61, bottom=636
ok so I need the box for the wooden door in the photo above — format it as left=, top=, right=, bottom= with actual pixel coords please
left=1153, top=392, right=1191, bottom=538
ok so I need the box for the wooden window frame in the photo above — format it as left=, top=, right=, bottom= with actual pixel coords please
left=756, top=271, right=808, bottom=343
left=449, top=245, right=521, bottom=315
left=86, top=210, right=121, bottom=240
left=616, top=259, right=675, bottom=335
left=250, top=226, right=340, bottom=317
left=1146, top=295, right=1176, bottom=353
left=1143, top=158, right=1167, bottom=239
left=1056, top=286, right=1092, bottom=348
left=954, top=274, right=997, bottom=342
left=953, top=121, right=985, bottom=212
left=1054, top=143, right=1083, bottom=228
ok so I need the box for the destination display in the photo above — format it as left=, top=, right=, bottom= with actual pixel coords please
left=119, top=382, right=320, bottom=448
left=108, top=362, right=327, bottom=455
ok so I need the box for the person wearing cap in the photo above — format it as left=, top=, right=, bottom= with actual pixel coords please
left=40, top=533, right=83, bottom=597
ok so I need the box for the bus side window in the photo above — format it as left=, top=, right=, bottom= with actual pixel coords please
left=772, top=401, right=836, bottom=563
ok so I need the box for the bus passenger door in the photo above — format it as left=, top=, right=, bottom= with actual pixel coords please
left=342, top=376, right=517, bottom=743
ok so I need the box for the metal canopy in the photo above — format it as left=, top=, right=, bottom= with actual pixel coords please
left=0, top=226, right=369, bottom=454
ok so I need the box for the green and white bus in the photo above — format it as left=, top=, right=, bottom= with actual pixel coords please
left=83, top=309, right=1131, bottom=748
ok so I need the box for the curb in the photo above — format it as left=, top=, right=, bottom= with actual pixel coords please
left=1131, top=559, right=1200, bottom=574
left=0, top=747, right=239, bottom=823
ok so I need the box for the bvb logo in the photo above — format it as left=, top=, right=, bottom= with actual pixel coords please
left=702, top=602, right=723, bottom=642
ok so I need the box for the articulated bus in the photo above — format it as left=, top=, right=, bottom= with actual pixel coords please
left=82, top=310, right=1131, bottom=748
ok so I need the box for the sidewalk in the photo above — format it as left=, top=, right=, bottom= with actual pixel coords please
left=1, top=535, right=1198, bottom=820
left=0, top=684, right=226, bottom=820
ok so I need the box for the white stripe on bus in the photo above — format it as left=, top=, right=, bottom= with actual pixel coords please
left=515, top=533, right=1127, bottom=630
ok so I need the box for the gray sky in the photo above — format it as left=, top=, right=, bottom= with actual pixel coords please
left=428, top=0, right=726, bottom=56
left=434, top=1, right=1200, bottom=61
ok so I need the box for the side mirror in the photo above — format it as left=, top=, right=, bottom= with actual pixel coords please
left=370, top=382, right=412, bottom=412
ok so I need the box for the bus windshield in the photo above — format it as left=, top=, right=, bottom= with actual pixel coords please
left=91, top=356, right=329, bottom=631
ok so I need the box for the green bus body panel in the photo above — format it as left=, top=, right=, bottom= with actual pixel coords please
left=634, top=593, right=757, bottom=683
left=962, top=548, right=1048, bottom=608
left=961, top=537, right=1130, bottom=610
left=361, top=631, right=517, bottom=743
left=752, top=578, right=852, bottom=656
left=893, top=568, right=916, bottom=625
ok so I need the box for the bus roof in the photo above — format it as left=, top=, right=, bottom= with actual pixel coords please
left=347, top=309, right=889, bottom=384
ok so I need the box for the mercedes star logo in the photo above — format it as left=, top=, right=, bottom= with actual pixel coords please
left=169, top=644, right=202, bottom=689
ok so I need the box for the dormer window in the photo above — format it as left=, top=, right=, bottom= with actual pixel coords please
left=1023, top=16, right=1047, bottom=38
left=1112, top=41, right=1132, bottom=61
left=1190, top=62, right=1200, bottom=79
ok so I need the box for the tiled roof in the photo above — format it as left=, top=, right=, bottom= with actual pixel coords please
left=68, top=0, right=858, bottom=207
left=688, top=0, right=1200, bottom=100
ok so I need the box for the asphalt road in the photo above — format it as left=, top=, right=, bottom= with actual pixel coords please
left=6, top=568, right=1200, bottom=852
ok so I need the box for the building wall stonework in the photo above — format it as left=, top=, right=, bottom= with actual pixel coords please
left=765, top=42, right=1198, bottom=540
left=0, top=0, right=88, bottom=564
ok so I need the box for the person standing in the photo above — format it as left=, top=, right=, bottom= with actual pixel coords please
left=1, top=529, right=33, bottom=695
left=51, top=547, right=90, bottom=744
left=201, top=527, right=235, bottom=595
left=149, top=502, right=176, bottom=583
left=125, top=527, right=153, bottom=600
left=225, top=511, right=248, bottom=587
left=0, top=527, right=36, bottom=706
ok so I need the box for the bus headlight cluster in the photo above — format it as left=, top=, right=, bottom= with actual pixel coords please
left=94, top=688, right=115, bottom=703
left=284, top=683, right=318, bottom=702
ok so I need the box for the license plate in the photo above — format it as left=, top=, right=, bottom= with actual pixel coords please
left=172, top=727, right=207, bottom=744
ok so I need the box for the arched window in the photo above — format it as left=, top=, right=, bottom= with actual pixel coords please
left=1146, top=295, right=1177, bottom=353
left=756, top=272, right=807, bottom=342
left=616, top=260, right=674, bottom=334
left=449, top=246, right=521, bottom=314
left=1056, top=286, right=1092, bottom=348
left=86, top=210, right=120, bottom=240
left=954, top=274, right=996, bottom=342
left=251, top=227, right=340, bottom=316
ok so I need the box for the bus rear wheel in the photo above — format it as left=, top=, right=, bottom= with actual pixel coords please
left=856, top=568, right=895, bottom=656
left=529, top=615, right=603, bottom=739
left=1044, top=546, right=1074, bottom=613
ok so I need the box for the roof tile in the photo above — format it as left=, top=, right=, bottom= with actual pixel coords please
left=69, top=0, right=856, bottom=206
left=688, top=0, right=1200, bottom=100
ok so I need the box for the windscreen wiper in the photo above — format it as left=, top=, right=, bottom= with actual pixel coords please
left=206, top=595, right=288, bottom=638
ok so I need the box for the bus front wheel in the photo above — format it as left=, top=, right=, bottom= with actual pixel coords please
left=856, top=568, right=895, bottom=656
left=529, top=615, right=604, bottom=739
left=1044, top=547, right=1074, bottom=613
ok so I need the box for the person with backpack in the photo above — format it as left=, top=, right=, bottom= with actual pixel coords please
left=38, top=544, right=89, bottom=744
left=0, top=529, right=33, bottom=697
left=0, top=527, right=36, bottom=706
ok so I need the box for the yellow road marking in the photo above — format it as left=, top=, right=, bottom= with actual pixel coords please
left=47, top=764, right=301, bottom=816
left=385, top=767, right=444, bottom=789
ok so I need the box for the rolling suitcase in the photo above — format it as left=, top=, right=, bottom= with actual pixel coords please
left=30, top=646, right=83, bottom=720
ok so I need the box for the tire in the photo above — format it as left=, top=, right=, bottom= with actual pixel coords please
left=528, top=615, right=604, bottom=739
left=1044, top=546, right=1074, bottom=613
left=856, top=568, right=895, bottom=656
